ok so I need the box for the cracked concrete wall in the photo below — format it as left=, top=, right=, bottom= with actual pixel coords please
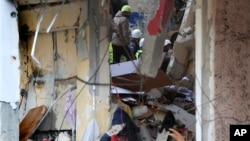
left=18, top=1, right=85, bottom=130
left=18, top=0, right=111, bottom=139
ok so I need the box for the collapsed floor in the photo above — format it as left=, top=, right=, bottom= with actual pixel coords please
left=104, top=60, right=196, bottom=141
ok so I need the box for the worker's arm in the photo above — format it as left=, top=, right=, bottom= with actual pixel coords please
left=120, top=19, right=130, bottom=45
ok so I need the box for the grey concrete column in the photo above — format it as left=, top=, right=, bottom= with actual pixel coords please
left=0, top=102, right=19, bottom=141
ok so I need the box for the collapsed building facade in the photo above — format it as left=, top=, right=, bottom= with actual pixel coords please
left=1, top=0, right=250, bottom=141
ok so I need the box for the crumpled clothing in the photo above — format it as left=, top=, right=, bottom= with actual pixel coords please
left=101, top=107, right=139, bottom=141
left=165, top=85, right=193, bottom=102
left=176, top=86, right=193, bottom=102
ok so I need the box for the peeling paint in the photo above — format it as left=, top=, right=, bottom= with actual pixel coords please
left=147, top=0, right=174, bottom=35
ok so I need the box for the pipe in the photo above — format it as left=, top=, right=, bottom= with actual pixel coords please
left=52, top=32, right=58, bottom=100
left=46, top=0, right=66, bottom=33
left=31, top=6, right=46, bottom=67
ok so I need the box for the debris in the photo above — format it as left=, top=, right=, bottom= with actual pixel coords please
left=132, top=105, right=149, bottom=118
left=19, top=105, right=47, bottom=141
left=55, top=132, right=71, bottom=141
left=112, top=70, right=173, bottom=92
left=156, top=129, right=169, bottom=141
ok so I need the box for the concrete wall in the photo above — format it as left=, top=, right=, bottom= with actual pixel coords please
left=17, top=0, right=111, bottom=140
left=196, top=0, right=250, bottom=141
left=0, top=1, right=19, bottom=140
left=213, top=0, right=250, bottom=140
left=0, top=0, right=19, bottom=108
left=19, top=1, right=84, bottom=130
left=76, top=0, right=111, bottom=140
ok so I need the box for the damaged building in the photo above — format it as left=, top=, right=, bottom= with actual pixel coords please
left=1, top=0, right=250, bottom=141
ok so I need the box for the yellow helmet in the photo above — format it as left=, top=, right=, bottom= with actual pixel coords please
left=121, top=5, right=131, bottom=13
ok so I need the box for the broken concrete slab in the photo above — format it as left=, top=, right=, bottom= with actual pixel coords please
left=138, top=0, right=174, bottom=78
left=147, top=101, right=195, bottom=132
left=167, top=27, right=194, bottom=80
left=110, top=85, right=144, bottom=95
left=163, top=104, right=195, bottom=132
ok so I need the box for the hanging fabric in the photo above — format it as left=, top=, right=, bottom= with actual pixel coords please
left=81, top=85, right=100, bottom=141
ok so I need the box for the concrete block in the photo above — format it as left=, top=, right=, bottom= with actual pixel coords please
left=138, top=0, right=174, bottom=78
left=167, top=56, right=186, bottom=80
left=167, top=27, right=194, bottom=80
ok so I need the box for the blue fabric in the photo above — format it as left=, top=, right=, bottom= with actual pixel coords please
left=100, top=133, right=111, bottom=141
left=128, top=39, right=140, bottom=55
left=112, top=107, right=126, bottom=125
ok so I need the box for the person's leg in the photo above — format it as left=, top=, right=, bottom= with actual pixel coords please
left=112, top=44, right=122, bottom=63
left=122, top=46, right=135, bottom=61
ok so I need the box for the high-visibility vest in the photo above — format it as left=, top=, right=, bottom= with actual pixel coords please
left=109, top=43, right=113, bottom=63
left=135, top=49, right=143, bottom=59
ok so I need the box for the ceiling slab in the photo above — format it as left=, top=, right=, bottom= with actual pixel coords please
left=16, top=0, right=61, bottom=5
left=15, top=0, right=80, bottom=6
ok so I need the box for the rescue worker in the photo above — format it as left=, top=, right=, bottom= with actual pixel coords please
left=111, top=5, right=133, bottom=63
left=110, top=0, right=128, bottom=17
left=129, top=29, right=142, bottom=58
left=135, top=38, right=144, bottom=59
left=160, top=39, right=173, bottom=73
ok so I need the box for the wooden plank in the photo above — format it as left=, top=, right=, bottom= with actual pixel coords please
left=19, top=105, right=47, bottom=141
left=112, top=70, right=173, bottom=92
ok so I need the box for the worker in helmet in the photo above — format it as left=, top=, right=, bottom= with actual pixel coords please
left=129, top=29, right=142, bottom=58
left=160, top=39, right=173, bottom=73
left=135, top=38, right=144, bottom=59
left=111, top=5, right=134, bottom=63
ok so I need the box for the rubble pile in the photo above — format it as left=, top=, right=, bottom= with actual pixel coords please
left=102, top=61, right=196, bottom=141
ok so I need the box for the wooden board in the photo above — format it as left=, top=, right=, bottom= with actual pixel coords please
left=112, top=70, right=173, bottom=92
left=19, top=105, right=47, bottom=141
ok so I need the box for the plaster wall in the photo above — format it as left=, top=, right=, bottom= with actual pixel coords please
left=212, top=0, right=250, bottom=140
left=19, top=1, right=85, bottom=130
left=19, top=0, right=111, bottom=139
left=197, top=0, right=250, bottom=140
left=0, top=0, right=20, bottom=107
left=0, top=1, right=19, bottom=140
left=76, top=0, right=111, bottom=140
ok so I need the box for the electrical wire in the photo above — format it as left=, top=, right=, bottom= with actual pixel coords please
left=27, top=1, right=147, bottom=138
left=57, top=0, right=111, bottom=136
left=57, top=27, right=111, bottom=138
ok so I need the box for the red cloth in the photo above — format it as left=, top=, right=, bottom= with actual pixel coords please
left=111, top=134, right=119, bottom=141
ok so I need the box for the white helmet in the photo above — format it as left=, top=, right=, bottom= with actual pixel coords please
left=139, top=38, right=144, bottom=48
left=131, top=29, right=142, bottom=38
left=164, top=39, right=171, bottom=46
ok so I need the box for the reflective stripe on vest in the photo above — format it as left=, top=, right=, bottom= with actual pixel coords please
left=135, top=50, right=143, bottom=59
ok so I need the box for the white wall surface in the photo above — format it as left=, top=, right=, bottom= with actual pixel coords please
left=0, top=0, right=20, bottom=109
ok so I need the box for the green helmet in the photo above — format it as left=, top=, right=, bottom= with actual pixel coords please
left=121, top=5, right=131, bottom=13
